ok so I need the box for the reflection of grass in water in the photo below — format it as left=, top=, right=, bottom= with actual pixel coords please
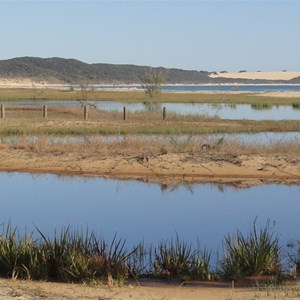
left=292, top=103, right=300, bottom=109
left=251, top=103, right=273, bottom=110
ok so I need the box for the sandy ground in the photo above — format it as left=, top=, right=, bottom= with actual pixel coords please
left=209, top=71, right=300, bottom=81
left=0, top=144, right=299, bottom=187
left=1, top=278, right=300, bottom=300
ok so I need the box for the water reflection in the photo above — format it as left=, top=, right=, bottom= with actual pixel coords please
left=0, top=172, right=299, bottom=253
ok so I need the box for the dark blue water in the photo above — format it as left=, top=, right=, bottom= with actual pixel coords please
left=0, top=172, right=299, bottom=253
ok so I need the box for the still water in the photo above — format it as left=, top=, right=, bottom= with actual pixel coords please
left=1, top=172, right=299, bottom=253
left=6, top=100, right=300, bottom=120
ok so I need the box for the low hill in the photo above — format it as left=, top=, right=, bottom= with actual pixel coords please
left=0, top=57, right=212, bottom=84
left=0, top=57, right=298, bottom=84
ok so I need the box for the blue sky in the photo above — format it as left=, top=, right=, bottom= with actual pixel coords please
left=0, top=0, right=299, bottom=71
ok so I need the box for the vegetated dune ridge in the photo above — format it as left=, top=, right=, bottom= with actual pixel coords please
left=1, top=57, right=300, bottom=85
left=0, top=143, right=299, bottom=187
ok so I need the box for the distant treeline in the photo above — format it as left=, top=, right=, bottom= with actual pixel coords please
left=0, top=56, right=299, bottom=84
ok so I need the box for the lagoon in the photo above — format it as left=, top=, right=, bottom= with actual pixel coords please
left=1, top=172, right=299, bottom=254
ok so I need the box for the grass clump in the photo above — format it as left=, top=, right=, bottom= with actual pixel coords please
left=217, top=220, right=281, bottom=281
left=152, top=235, right=211, bottom=281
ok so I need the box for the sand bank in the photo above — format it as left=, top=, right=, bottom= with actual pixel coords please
left=0, top=145, right=299, bottom=187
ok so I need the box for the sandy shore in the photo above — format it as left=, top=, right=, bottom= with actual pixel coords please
left=0, top=144, right=299, bottom=187
left=1, top=278, right=299, bottom=300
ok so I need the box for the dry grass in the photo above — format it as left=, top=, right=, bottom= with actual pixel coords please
left=4, top=135, right=300, bottom=157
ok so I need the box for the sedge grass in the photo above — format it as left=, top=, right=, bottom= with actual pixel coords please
left=0, top=222, right=299, bottom=285
left=217, top=220, right=281, bottom=281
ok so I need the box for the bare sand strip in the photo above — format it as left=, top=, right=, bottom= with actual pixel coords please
left=209, top=71, right=300, bottom=81
left=0, top=146, right=299, bottom=186
left=0, top=277, right=296, bottom=300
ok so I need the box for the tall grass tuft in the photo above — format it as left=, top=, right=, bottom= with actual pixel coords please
left=152, top=235, right=211, bottom=281
left=217, top=220, right=281, bottom=280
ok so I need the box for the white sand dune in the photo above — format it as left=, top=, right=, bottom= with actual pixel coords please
left=209, top=71, right=300, bottom=81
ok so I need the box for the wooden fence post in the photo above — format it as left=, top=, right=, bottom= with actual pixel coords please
left=123, top=106, right=127, bottom=120
left=43, top=105, right=48, bottom=118
left=163, top=106, right=166, bottom=120
left=84, top=105, right=88, bottom=120
left=0, top=104, right=5, bottom=119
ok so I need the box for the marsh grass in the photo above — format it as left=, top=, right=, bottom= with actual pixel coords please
left=217, top=220, right=281, bottom=281
left=287, top=240, right=300, bottom=278
left=0, top=222, right=299, bottom=287
left=1, top=88, right=300, bottom=105
left=151, top=235, right=211, bottom=281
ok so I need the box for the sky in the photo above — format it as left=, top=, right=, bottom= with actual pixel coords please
left=0, top=0, right=300, bottom=72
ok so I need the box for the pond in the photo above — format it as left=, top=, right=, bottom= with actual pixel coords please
left=1, top=172, right=299, bottom=255
left=4, top=100, right=300, bottom=120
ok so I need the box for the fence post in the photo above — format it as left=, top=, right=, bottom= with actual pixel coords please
left=84, top=105, right=88, bottom=120
left=123, top=106, right=127, bottom=120
left=163, top=106, right=166, bottom=120
left=43, top=105, right=48, bottom=118
left=0, top=104, right=5, bottom=119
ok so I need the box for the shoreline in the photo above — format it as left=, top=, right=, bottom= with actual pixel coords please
left=0, top=147, right=299, bottom=187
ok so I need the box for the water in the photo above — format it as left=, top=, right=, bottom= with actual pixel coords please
left=0, top=172, right=299, bottom=254
left=5, top=100, right=300, bottom=120
left=76, top=84, right=300, bottom=92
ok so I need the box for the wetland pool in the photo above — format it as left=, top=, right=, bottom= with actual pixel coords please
left=1, top=172, right=299, bottom=254
left=6, top=100, right=300, bottom=120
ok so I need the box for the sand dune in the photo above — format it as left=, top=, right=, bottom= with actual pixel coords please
left=209, top=71, right=300, bottom=81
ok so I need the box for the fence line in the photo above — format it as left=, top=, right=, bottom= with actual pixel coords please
left=0, top=105, right=168, bottom=121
